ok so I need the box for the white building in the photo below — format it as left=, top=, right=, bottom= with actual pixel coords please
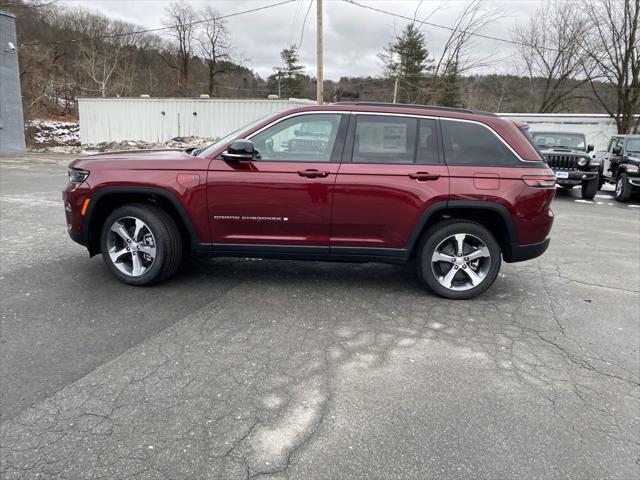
left=77, top=97, right=634, bottom=150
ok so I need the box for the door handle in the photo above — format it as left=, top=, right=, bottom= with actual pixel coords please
left=409, top=172, right=440, bottom=181
left=298, top=169, right=330, bottom=178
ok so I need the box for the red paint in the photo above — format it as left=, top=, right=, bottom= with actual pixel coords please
left=64, top=104, right=555, bottom=258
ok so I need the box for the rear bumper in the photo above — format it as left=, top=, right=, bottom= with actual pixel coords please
left=505, top=236, right=550, bottom=263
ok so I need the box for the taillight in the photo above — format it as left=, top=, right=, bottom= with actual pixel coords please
left=522, top=176, right=556, bottom=188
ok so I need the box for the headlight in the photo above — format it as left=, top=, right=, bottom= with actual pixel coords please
left=577, top=157, right=589, bottom=167
left=68, top=169, right=89, bottom=184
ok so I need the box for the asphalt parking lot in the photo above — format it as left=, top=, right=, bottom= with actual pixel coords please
left=1, top=156, right=639, bottom=479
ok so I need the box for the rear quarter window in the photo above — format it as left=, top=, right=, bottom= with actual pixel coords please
left=441, top=119, right=519, bottom=166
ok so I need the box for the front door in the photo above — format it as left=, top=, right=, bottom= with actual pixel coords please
left=207, top=113, right=347, bottom=248
left=331, top=114, right=450, bottom=251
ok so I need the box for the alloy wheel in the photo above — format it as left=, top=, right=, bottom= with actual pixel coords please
left=106, top=216, right=157, bottom=277
left=430, top=233, right=491, bottom=291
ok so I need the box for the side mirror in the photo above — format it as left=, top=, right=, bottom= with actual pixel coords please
left=612, top=146, right=622, bottom=155
left=221, top=140, right=255, bottom=161
left=587, top=144, right=594, bottom=152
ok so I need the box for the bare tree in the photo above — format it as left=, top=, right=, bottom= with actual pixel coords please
left=75, top=15, right=136, bottom=97
left=195, top=6, right=231, bottom=97
left=161, top=1, right=196, bottom=95
left=583, top=0, right=639, bottom=133
left=513, top=0, right=593, bottom=113
left=421, top=0, right=500, bottom=104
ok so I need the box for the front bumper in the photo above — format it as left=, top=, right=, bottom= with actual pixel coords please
left=628, top=176, right=640, bottom=188
left=553, top=169, right=598, bottom=186
left=62, top=182, right=91, bottom=247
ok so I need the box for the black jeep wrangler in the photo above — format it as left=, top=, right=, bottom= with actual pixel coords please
left=596, top=135, right=640, bottom=202
left=531, top=131, right=599, bottom=199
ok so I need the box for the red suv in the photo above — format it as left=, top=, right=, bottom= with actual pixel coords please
left=63, top=103, right=555, bottom=299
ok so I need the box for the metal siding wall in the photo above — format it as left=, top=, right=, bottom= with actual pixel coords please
left=0, top=12, right=26, bottom=155
left=78, top=98, right=315, bottom=144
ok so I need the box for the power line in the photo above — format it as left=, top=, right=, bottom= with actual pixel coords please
left=341, top=0, right=562, bottom=54
left=18, top=0, right=297, bottom=47
left=296, top=0, right=314, bottom=53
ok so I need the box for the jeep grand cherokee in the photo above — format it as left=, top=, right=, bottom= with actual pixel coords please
left=63, top=103, right=555, bottom=299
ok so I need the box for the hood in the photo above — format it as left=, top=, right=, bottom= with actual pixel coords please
left=538, top=146, right=587, bottom=156
left=625, top=153, right=640, bottom=164
left=70, top=149, right=206, bottom=170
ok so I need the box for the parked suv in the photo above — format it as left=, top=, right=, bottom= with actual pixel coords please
left=596, top=134, right=640, bottom=202
left=530, top=131, right=599, bottom=199
left=63, top=103, right=555, bottom=299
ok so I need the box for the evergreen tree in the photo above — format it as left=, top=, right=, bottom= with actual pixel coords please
left=269, top=45, right=305, bottom=98
left=438, top=58, right=462, bottom=107
left=379, top=23, right=432, bottom=103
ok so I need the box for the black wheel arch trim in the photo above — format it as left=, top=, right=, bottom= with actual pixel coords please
left=82, top=186, right=200, bottom=253
left=405, top=200, right=529, bottom=262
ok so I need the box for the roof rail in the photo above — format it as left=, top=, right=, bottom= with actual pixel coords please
left=332, top=101, right=497, bottom=117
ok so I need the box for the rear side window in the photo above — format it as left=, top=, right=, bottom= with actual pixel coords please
left=352, top=115, right=417, bottom=164
left=441, top=119, right=519, bottom=166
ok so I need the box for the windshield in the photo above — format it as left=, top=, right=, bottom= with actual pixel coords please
left=197, top=112, right=279, bottom=157
left=626, top=138, right=640, bottom=153
left=531, top=132, right=586, bottom=151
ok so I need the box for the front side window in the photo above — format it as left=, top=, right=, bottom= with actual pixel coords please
left=352, top=115, right=417, bottom=164
left=250, top=114, right=342, bottom=162
left=441, top=119, right=518, bottom=166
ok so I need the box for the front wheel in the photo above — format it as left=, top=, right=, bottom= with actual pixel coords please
left=100, top=204, right=183, bottom=285
left=581, top=177, right=598, bottom=200
left=614, top=173, right=632, bottom=202
left=417, top=220, right=502, bottom=300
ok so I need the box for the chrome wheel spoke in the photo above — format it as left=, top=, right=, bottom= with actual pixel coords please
left=138, top=244, right=156, bottom=258
left=441, top=266, right=458, bottom=289
left=432, top=251, right=455, bottom=263
left=453, top=234, right=466, bottom=255
left=133, top=218, right=145, bottom=242
left=131, top=253, right=143, bottom=276
left=111, top=221, right=133, bottom=243
left=466, top=247, right=490, bottom=261
left=462, top=267, right=483, bottom=286
left=109, top=247, right=130, bottom=263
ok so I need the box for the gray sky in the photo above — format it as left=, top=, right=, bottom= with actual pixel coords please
left=60, top=0, right=542, bottom=80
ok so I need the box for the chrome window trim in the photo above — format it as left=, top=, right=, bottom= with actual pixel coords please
left=245, top=109, right=532, bottom=163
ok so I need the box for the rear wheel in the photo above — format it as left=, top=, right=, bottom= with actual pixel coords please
left=614, top=173, right=632, bottom=202
left=581, top=177, right=598, bottom=200
left=417, top=220, right=501, bottom=300
left=100, top=204, right=183, bottom=285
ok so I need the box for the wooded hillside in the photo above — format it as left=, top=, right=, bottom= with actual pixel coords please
left=2, top=0, right=637, bottom=133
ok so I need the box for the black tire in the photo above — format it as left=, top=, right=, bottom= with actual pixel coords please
left=100, top=204, right=183, bottom=285
left=614, top=173, right=632, bottom=202
left=597, top=166, right=605, bottom=190
left=581, top=177, right=598, bottom=200
left=416, top=220, right=502, bottom=300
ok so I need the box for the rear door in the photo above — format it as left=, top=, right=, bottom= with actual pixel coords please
left=207, top=113, right=347, bottom=247
left=330, top=114, right=449, bottom=252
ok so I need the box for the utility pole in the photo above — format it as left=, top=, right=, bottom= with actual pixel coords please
left=316, top=0, right=323, bottom=105
left=392, top=77, right=399, bottom=104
